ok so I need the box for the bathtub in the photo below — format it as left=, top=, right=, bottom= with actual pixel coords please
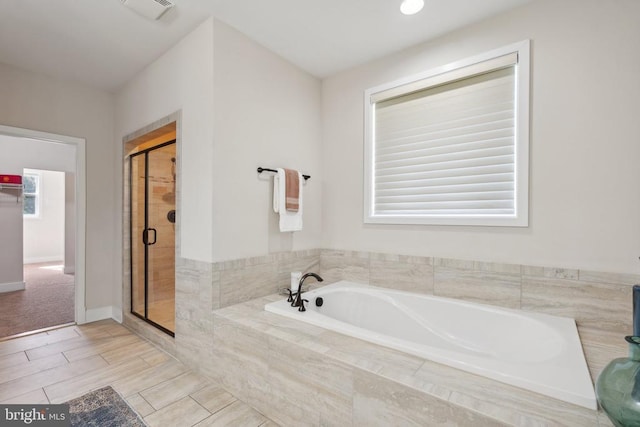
left=264, top=281, right=596, bottom=410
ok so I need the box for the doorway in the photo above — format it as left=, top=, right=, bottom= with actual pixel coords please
left=129, top=138, right=176, bottom=336
left=0, top=124, right=86, bottom=335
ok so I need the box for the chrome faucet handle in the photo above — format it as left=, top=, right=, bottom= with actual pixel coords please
left=298, top=299, right=309, bottom=312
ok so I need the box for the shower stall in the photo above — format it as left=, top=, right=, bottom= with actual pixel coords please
left=129, top=140, right=176, bottom=336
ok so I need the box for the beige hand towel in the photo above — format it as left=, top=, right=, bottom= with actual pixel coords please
left=273, top=169, right=303, bottom=232
left=285, top=168, right=300, bottom=212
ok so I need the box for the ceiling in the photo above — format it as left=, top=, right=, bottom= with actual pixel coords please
left=0, top=0, right=531, bottom=92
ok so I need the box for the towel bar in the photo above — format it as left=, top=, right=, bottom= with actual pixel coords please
left=257, top=167, right=310, bottom=181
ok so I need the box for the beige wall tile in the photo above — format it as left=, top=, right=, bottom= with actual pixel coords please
left=219, top=262, right=279, bottom=307
left=369, top=252, right=433, bottom=265
left=521, top=277, right=632, bottom=334
left=320, top=250, right=370, bottom=284
left=523, top=265, right=579, bottom=280
left=434, top=257, right=475, bottom=270
left=434, top=267, right=521, bottom=309
left=369, top=259, right=433, bottom=294
left=474, top=261, right=521, bottom=275
left=579, top=270, right=640, bottom=286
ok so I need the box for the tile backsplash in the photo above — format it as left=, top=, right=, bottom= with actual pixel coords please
left=320, top=250, right=637, bottom=336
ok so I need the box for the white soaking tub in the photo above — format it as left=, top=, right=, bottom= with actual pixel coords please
left=264, top=281, right=596, bottom=410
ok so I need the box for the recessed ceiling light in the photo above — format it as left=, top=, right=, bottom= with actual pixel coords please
left=400, top=0, right=424, bottom=15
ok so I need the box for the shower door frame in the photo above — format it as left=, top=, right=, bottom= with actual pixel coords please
left=128, top=139, right=176, bottom=337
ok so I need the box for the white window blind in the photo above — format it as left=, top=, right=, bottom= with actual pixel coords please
left=364, top=41, right=529, bottom=226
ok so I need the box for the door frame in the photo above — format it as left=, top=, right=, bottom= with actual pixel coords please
left=0, top=124, right=87, bottom=324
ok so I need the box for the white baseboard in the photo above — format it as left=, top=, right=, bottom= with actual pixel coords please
left=0, top=281, right=25, bottom=293
left=63, top=266, right=75, bottom=275
left=85, top=306, right=122, bottom=323
left=24, top=256, right=64, bottom=265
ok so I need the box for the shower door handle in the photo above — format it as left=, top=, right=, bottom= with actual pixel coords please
left=142, top=228, right=157, bottom=245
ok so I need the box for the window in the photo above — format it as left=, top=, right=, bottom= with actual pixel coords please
left=364, top=40, right=530, bottom=226
left=23, top=173, right=40, bottom=217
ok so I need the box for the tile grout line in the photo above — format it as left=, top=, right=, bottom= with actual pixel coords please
left=184, top=396, right=212, bottom=427
left=41, top=387, right=52, bottom=404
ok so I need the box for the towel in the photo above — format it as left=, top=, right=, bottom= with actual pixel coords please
left=285, top=169, right=299, bottom=212
left=273, top=168, right=303, bottom=232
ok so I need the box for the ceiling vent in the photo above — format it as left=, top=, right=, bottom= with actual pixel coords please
left=121, top=0, right=174, bottom=21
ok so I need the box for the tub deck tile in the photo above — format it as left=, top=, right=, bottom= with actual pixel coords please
left=211, top=291, right=604, bottom=426
left=410, top=359, right=599, bottom=427
left=353, top=369, right=507, bottom=427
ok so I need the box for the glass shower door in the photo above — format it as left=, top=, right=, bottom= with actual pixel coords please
left=130, top=141, right=176, bottom=336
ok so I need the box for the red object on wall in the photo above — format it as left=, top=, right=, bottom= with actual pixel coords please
left=0, top=175, right=22, bottom=185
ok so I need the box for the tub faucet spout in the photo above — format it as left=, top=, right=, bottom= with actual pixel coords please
left=292, top=272, right=323, bottom=309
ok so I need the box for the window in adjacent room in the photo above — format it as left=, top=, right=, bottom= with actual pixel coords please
left=364, top=40, right=530, bottom=226
left=23, top=172, right=40, bottom=217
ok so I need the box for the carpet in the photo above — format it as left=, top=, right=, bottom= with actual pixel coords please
left=67, top=386, right=146, bottom=427
left=0, top=262, right=75, bottom=338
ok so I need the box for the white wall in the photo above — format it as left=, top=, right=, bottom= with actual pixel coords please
left=23, top=169, right=65, bottom=264
left=321, top=0, right=640, bottom=274
left=115, top=17, right=215, bottom=264
left=211, top=20, right=322, bottom=261
left=115, top=17, right=323, bottom=268
left=0, top=63, right=115, bottom=309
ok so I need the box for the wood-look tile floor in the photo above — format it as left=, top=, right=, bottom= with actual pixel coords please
left=0, top=320, right=278, bottom=427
